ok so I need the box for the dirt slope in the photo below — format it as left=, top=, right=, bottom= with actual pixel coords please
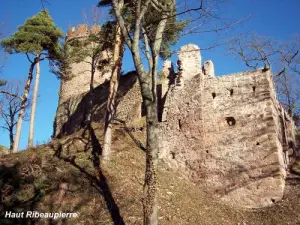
left=0, top=123, right=299, bottom=225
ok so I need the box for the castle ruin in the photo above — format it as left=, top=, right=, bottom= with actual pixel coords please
left=54, top=26, right=299, bottom=208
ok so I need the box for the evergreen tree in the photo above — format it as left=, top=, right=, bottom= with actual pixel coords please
left=1, top=10, right=63, bottom=152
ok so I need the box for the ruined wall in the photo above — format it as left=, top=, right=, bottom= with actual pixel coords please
left=160, top=69, right=289, bottom=208
left=59, top=25, right=111, bottom=101
left=55, top=71, right=141, bottom=137
left=54, top=39, right=299, bottom=208
left=177, top=44, right=202, bottom=80
left=54, top=25, right=142, bottom=137
left=158, top=44, right=300, bottom=208
left=269, top=79, right=299, bottom=165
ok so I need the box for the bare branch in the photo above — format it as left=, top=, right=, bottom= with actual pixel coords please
left=0, top=91, right=23, bottom=100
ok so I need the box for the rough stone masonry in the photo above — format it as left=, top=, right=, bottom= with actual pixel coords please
left=54, top=26, right=299, bottom=208
left=160, top=44, right=298, bottom=208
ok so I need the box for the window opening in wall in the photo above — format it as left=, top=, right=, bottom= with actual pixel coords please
left=171, top=152, right=176, bottom=159
left=212, top=92, right=216, bottom=99
left=252, top=86, right=256, bottom=92
left=225, top=117, right=236, bottom=126
left=178, top=119, right=182, bottom=130
left=230, top=89, right=233, bottom=96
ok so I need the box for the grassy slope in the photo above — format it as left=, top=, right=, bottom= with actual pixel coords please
left=0, top=123, right=299, bottom=225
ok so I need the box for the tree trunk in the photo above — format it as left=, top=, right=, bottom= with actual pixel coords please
left=9, top=126, right=14, bottom=152
left=86, top=57, right=95, bottom=125
left=142, top=13, right=168, bottom=225
left=12, top=58, right=37, bottom=153
left=102, top=24, right=125, bottom=161
left=143, top=97, right=159, bottom=225
left=111, top=1, right=170, bottom=224
left=28, top=54, right=40, bottom=147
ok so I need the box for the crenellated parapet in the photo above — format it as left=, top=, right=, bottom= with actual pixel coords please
left=66, top=24, right=101, bottom=42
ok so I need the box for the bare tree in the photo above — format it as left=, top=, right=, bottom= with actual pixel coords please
left=111, top=1, right=235, bottom=224
left=229, top=33, right=300, bottom=117
left=0, top=81, right=31, bottom=151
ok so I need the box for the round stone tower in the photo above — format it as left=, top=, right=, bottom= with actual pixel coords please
left=54, top=24, right=112, bottom=137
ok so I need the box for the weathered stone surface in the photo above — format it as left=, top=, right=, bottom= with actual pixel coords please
left=203, top=60, right=215, bottom=78
left=54, top=41, right=299, bottom=208
left=54, top=25, right=111, bottom=136
left=0, top=145, right=9, bottom=155
left=178, top=44, right=202, bottom=80
left=159, top=65, right=297, bottom=208
left=55, top=72, right=139, bottom=137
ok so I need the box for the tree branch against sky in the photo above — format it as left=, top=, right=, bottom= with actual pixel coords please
left=110, top=0, right=239, bottom=224
left=0, top=0, right=298, bottom=149
left=229, top=33, right=300, bottom=117
left=0, top=80, right=31, bottom=152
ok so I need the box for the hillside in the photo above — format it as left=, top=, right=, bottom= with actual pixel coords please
left=0, top=123, right=299, bottom=225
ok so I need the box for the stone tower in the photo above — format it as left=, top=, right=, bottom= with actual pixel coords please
left=54, top=24, right=112, bottom=137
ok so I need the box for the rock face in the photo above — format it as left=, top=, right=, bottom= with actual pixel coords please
left=54, top=39, right=299, bottom=208
left=0, top=145, right=9, bottom=155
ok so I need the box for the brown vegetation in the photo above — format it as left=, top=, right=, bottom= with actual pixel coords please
left=0, top=123, right=299, bottom=224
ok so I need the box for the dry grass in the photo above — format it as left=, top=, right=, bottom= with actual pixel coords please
left=0, top=124, right=299, bottom=224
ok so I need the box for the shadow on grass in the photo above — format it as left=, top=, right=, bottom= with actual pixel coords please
left=0, top=162, right=54, bottom=225
left=53, top=124, right=125, bottom=225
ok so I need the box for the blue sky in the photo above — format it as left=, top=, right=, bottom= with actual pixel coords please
left=0, top=0, right=299, bottom=150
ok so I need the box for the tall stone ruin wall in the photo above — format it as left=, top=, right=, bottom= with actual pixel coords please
left=159, top=44, right=299, bottom=208
left=54, top=39, right=299, bottom=208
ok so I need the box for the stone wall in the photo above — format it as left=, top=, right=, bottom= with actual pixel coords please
left=55, top=24, right=113, bottom=136
left=159, top=56, right=298, bottom=208
left=59, top=24, right=111, bottom=101
left=178, top=44, right=202, bottom=80
left=54, top=40, right=299, bottom=208
left=55, top=71, right=140, bottom=137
